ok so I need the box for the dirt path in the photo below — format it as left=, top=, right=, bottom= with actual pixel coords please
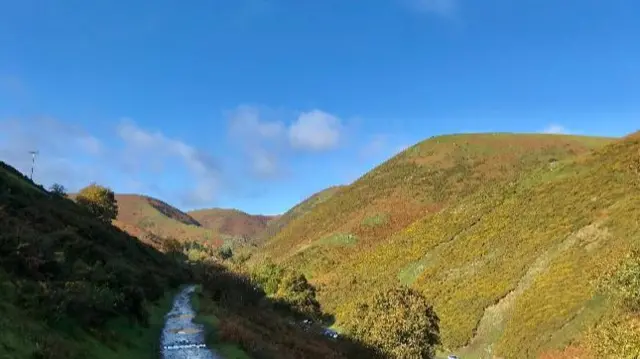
left=160, top=285, right=221, bottom=359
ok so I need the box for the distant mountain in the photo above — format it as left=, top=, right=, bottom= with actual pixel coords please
left=249, top=132, right=640, bottom=357
left=113, top=195, right=280, bottom=248
left=114, top=194, right=223, bottom=247
left=188, top=208, right=278, bottom=245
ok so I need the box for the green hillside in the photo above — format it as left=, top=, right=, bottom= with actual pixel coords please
left=0, top=161, right=187, bottom=359
left=0, top=161, right=381, bottom=359
left=250, top=132, right=640, bottom=357
left=255, top=185, right=345, bottom=245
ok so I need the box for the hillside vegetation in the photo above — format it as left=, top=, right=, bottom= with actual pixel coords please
left=255, top=185, right=345, bottom=245
left=0, top=161, right=187, bottom=358
left=114, top=194, right=223, bottom=247
left=188, top=208, right=277, bottom=246
left=0, top=161, right=383, bottom=359
left=250, top=132, right=640, bottom=357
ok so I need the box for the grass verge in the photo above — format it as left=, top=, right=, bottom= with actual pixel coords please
left=81, top=287, right=180, bottom=359
left=191, top=285, right=252, bottom=359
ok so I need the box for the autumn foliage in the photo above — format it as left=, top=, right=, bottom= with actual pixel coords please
left=248, top=132, right=640, bottom=357
left=342, top=287, right=440, bottom=359
left=75, top=183, right=118, bottom=222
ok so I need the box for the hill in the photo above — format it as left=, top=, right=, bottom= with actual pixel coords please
left=249, top=132, right=640, bottom=357
left=188, top=208, right=278, bottom=245
left=0, top=161, right=381, bottom=359
left=255, top=185, right=345, bottom=245
left=114, top=194, right=223, bottom=247
left=0, top=161, right=187, bottom=358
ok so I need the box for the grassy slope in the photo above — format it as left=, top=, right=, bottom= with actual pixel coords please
left=188, top=208, right=277, bottom=246
left=191, top=285, right=252, bottom=359
left=0, top=161, right=377, bottom=359
left=114, top=194, right=223, bottom=247
left=253, top=132, right=640, bottom=358
left=254, top=186, right=345, bottom=246
left=0, top=162, right=186, bottom=359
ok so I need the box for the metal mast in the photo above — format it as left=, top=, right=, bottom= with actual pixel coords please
left=28, top=150, right=39, bottom=180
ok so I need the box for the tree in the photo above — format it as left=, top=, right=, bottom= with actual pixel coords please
left=275, top=271, right=322, bottom=318
left=49, top=183, right=67, bottom=197
left=250, top=262, right=322, bottom=318
left=343, top=287, right=440, bottom=359
left=76, top=183, right=118, bottom=222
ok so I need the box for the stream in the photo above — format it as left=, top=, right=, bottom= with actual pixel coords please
left=160, top=285, right=222, bottom=359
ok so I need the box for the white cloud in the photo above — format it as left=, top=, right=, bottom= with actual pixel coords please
left=249, top=148, right=279, bottom=177
left=116, top=119, right=220, bottom=206
left=227, top=105, right=285, bottom=140
left=289, top=110, right=342, bottom=151
left=0, top=117, right=223, bottom=208
left=0, top=117, right=106, bottom=189
left=76, top=135, right=103, bottom=155
left=227, top=106, right=286, bottom=178
left=405, top=0, right=457, bottom=16
left=227, top=106, right=344, bottom=178
left=542, top=124, right=568, bottom=134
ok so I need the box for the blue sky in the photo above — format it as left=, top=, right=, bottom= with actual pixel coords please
left=0, top=0, right=638, bottom=215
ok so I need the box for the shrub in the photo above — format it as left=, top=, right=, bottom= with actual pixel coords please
left=251, top=262, right=323, bottom=319
left=604, top=250, right=640, bottom=312
left=585, top=315, right=640, bottom=358
left=75, top=183, right=118, bottom=222
left=343, top=287, right=440, bottom=359
left=584, top=250, right=640, bottom=356
left=49, top=183, right=67, bottom=197
left=274, top=271, right=322, bottom=319
left=160, top=237, right=183, bottom=254
left=218, top=246, right=233, bottom=260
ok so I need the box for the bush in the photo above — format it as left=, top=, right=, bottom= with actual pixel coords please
left=343, top=287, right=440, bottom=359
left=584, top=250, right=640, bottom=356
left=604, top=250, right=640, bottom=312
left=274, top=271, right=322, bottom=319
left=250, top=262, right=322, bottom=318
left=585, top=315, right=640, bottom=358
left=218, top=246, right=233, bottom=260
left=49, top=183, right=67, bottom=197
left=75, top=183, right=118, bottom=222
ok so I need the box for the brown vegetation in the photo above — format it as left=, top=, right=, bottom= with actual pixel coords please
left=189, top=208, right=277, bottom=241
left=114, top=194, right=223, bottom=246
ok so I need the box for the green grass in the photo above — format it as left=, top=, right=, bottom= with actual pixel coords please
left=0, top=278, right=178, bottom=359
left=0, top=161, right=188, bottom=359
left=362, top=213, right=388, bottom=227
left=80, top=290, right=178, bottom=359
left=191, top=286, right=252, bottom=359
left=250, top=132, right=640, bottom=358
left=317, top=233, right=358, bottom=246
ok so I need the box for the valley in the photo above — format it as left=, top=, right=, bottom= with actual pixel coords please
left=2, top=131, right=639, bottom=359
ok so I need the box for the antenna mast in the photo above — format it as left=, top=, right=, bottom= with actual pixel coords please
left=28, top=150, right=39, bottom=180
